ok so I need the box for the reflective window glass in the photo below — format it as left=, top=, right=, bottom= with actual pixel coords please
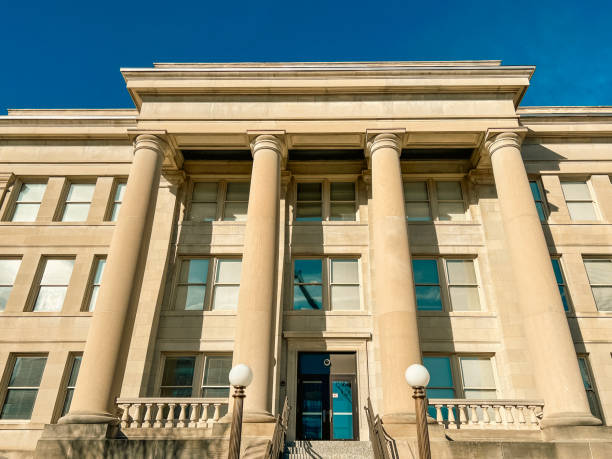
left=0, top=259, right=21, bottom=311
left=551, top=259, right=570, bottom=311
left=11, top=183, right=46, bottom=222
left=584, top=259, right=612, bottom=311
left=110, top=182, right=126, bottom=222
left=62, top=184, right=95, bottom=222
left=0, top=356, right=47, bottom=420
left=61, top=356, right=81, bottom=417
left=87, top=258, right=106, bottom=312
left=34, top=259, right=74, bottom=312
left=412, top=259, right=442, bottom=310
left=296, top=183, right=322, bottom=221
left=562, top=181, right=598, bottom=221
left=212, top=259, right=241, bottom=310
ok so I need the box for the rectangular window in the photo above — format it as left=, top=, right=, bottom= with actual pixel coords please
left=0, top=356, right=47, bottom=420
left=86, top=258, right=106, bottom=312
left=33, top=258, right=74, bottom=312
left=561, top=181, right=598, bottom=221
left=0, top=258, right=21, bottom=311
left=296, top=183, right=323, bottom=221
left=190, top=182, right=219, bottom=222
left=11, top=183, right=46, bottom=222
left=422, top=356, right=455, bottom=418
left=459, top=357, right=497, bottom=399
left=436, top=182, right=466, bottom=221
left=404, top=181, right=431, bottom=221
left=61, top=183, right=95, bottom=222
left=60, top=355, right=81, bottom=417
left=293, top=258, right=360, bottom=311
left=175, top=259, right=209, bottom=310
left=295, top=181, right=357, bottom=222
left=583, top=259, right=612, bottom=311
left=212, top=259, right=242, bottom=310
left=223, top=183, right=249, bottom=221
left=551, top=258, right=570, bottom=311
left=446, top=260, right=480, bottom=311
left=201, top=355, right=232, bottom=398
left=577, top=356, right=601, bottom=419
left=109, top=182, right=126, bottom=222
left=329, top=182, right=356, bottom=221
left=404, top=180, right=466, bottom=221
left=160, top=356, right=196, bottom=397
left=412, top=259, right=442, bottom=311
left=188, top=182, right=249, bottom=222
left=530, top=180, right=547, bottom=221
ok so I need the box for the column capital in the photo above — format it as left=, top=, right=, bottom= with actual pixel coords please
left=248, top=131, right=288, bottom=168
left=365, top=131, right=404, bottom=159
left=484, top=128, right=528, bottom=157
left=133, top=133, right=168, bottom=158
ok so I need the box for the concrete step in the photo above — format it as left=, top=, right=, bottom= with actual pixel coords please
left=283, top=441, right=374, bottom=459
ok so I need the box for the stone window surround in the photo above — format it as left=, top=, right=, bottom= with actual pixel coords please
left=0, top=353, right=48, bottom=422
left=292, top=179, right=359, bottom=223
left=1, top=179, right=48, bottom=222
left=402, top=178, right=469, bottom=222
left=560, top=177, right=601, bottom=222
left=185, top=180, right=251, bottom=222
left=27, top=257, right=75, bottom=313
left=52, top=353, right=82, bottom=423
left=56, top=181, right=96, bottom=222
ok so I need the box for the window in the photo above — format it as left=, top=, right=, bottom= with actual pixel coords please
left=295, top=182, right=357, bottom=222
left=583, top=259, right=612, bottom=311
left=201, top=355, right=232, bottom=398
left=551, top=258, right=570, bottom=311
left=530, top=180, right=547, bottom=221
left=86, top=258, right=106, bottom=311
left=293, top=258, right=360, bottom=310
left=412, top=258, right=481, bottom=311
left=403, top=180, right=466, bottom=221
left=0, top=356, right=47, bottom=420
left=460, top=357, right=497, bottom=399
left=109, top=182, right=126, bottom=222
left=159, top=354, right=232, bottom=399
left=0, top=258, right=21, bottom=311
left=577, top=356, right=602, bottom=419
left=561, top=181, right=598, bottom=221
left=188, top=182, right=249, bottom=222
left=61, top=183, right=95, bottom=222
left=174, top=258, right=242, bottom=311
left=60, top=355, right=81, bottom=417
left=160, top=356, right=196, bottom=397
left=10, top=183, right=46, bottom=222
left=33, top=258, right=74, bottom=312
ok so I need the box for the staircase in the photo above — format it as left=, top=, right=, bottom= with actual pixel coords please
left=283, top=441, right=374, bottom=459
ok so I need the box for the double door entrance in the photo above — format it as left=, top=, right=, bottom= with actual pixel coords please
left=297, top=352, right=358, bottom=440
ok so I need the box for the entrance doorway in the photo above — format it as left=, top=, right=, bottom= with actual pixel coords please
left=296, top=352, right=358, bottom=440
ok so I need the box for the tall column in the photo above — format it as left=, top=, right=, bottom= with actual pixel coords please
left=60, top=134, right=165, bottom=424
left=486, top=131, right=600, bottom=427
left=232, top=134, right=282, bottom=422
left=368, top=133, right=422, bottom=423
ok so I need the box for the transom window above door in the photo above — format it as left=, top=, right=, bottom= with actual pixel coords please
left=295, top=181, right=357, bottom=222
left=403, top=180, right=467, bottom=221
left=188, top=181, right=250, bottom=222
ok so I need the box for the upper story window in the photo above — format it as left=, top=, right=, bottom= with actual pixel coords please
left=0, top=258, right=21, bottom=312
left=295, top=181, right=357, bottom=222
left=10, top=182, right=46, bottom=222
left=32, top=258, right=74, bottom=312
left=61, top=183, right=95, bottom=222
left=530, top=180, right=547, bottom=221
left=293, top=258, right=360, bottom=310
left=583, top=258, right=612, bottom=311
left=561, top=181, right=598, bottom=221
left=551, top=258, right=570, bottom=311
left=174, top=258, right=242, bottom=311
left=0, top=355, right=47, bottom=420
left=188, top=182, right=249, bottom=222
left=86, top=257, right=106, bottom=312
left=412, top=258, right=481, bottom=311
left=108, top=182, right=126, bottom=222
left=404, top=180, right=466, bottom=222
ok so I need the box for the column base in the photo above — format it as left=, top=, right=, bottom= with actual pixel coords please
left=58, top=411, right=119, bottom=425
left=540, top=411, right=602, bottom=428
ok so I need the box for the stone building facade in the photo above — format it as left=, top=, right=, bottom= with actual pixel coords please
left=0, top=61, right=611, bottom=457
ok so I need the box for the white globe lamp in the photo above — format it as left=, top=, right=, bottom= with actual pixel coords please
left=405, top=363, right=430, bottom=388
left=229, top=363, right=253, bottom=387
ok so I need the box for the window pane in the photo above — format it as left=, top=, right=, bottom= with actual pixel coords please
left=66, top=184, right=95, bottom=202
left=68, top=356, right=82, bottom=386
left=115, top=183, right=126, bottom=201
left=446, top=260, right=477, bottom=284
left=415, top=286, right=442, bottom=310
left=162, top=357, right=195, bottom=387
left=0, top=259, right=21, bottom=285
left=0, top=286, right=12, bottom=311
left=88, top=286, right=100, bottom=311
left=404, top=182, right=428, bottom=200
left=297, top=183, right=322, bottom=201
left=192, top=182, right=218, bottom=201
left=12, top=203, right=40, bottom=221
left=330, top=182, right=355, bottom=201
left=535, top=202, right=546, bottom=221
left=567, top=202, right=597, bottom=221
left=176, top=285, right=206, bottom=310
left=18, top=183, right=46, bottom=202
left=331, top=259, right=358, bottom=283
left=160, top=387, right=192, bottom=397
left=34, top=287, right=67, bottom=311
left=294, top=259, right=322, bottom=284
left=296, top=203, right=322, bottom=221
left=93, top=259, right=106, bottom=284
left=331, top=285, right=360, bottom=310
left=561, top=182, right=591, bottom=201
left=330, top=203, right=356, bottom=221
left=294, top=285, right=323, bottom=310
left=202, top=387, right=230, bottom=398
left=186, top=259, right=208, bottom=284
left=212, top=286, right=239, bottom=310
left=9, top=357, right=46, bottom=386
left=61, top=389, right=74, bottom=417
left=110, top=203, right=121, bottom=222
left=551, top=259, right=564, bottom=284
left=577, top=358, right=592, bottom=390
left=559, top=286, right=570, bottom=311
left=405, top=202, right=431, bottom=221
left=41, top=259, right=74, bottom=284
left=216, top=260, right=241, bottom=283
left=0, top=389, right=37, bottom=420
left=460, top=358, right=495, bottom=388
left=225, top=182, right=249, bottom=201
left=190, top=203, right=217, bottom=221
left=464, top=389, right=497, bottom=400
left=427, top=388, right=455, bottom=399
left=449, top=286, right=481, bottom=311
left=584, top=260, right=612, bottom=285
left=592, top=287, right=612, bottom=311
left=423, top=357, right=453, bottom=388
left=412, top=259, right=439, bottom=284
left=529, top=181, right=541, bottom=201
left=62, top=203, right=91, bottom=221
left=438, top=203, right=465, bottom=221
left=436, top=182, right=462, bottom=200
left=223, top=202, right=248, bottom=221
left=203, top=356, right=232, bottom=386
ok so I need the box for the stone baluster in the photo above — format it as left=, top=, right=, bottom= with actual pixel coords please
left=434, top=405, right=444, bottom=426
left=154, top=403, right=164, bottom=428
left=199, top=403, right=210, bottom=426
left=166, top=403, right=176, bottom=428
left=447, top=404, right=457, bottom=429
left=143, top=403, right=153, bottom=428
left=213, top=403, right=221, bottom=422
left=469, top=405, right=478, bottom=425
left=178, top=403, right=188, bottom=428
left=482, top=405, right=491, bottom=426
left=120, top=404, right=131, bottom=429
left=189, top=403, right=199, bottom=427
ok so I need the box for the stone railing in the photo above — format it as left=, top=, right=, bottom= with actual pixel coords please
left=116, top=397, right=229, bottom=429
left=428, top=399, right=544, bottom=430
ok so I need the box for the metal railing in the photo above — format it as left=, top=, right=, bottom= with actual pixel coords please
left=364, top=398, right=399, bottom=459
left=264, top=397, right=290, bottom=459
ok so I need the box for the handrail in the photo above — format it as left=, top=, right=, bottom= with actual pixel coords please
left=264, top=397, right=290, bottom=459
left=364, top=397, right=399, bottom=459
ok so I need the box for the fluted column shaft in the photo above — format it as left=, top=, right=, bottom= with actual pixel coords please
left=232, top=135, right=281, bottom=422
left=369, top=133, right=421, bottom=423
left=487, top=132, right=600, bottom=427
left=60, top=134, right=165, bottom=424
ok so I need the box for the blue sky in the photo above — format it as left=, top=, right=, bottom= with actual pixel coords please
left=1, top=0, right=611, bottom=111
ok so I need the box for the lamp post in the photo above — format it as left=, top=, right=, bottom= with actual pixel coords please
left=405, top=364, right=432, bottom=459
left=227, top=364, right=253, bottom=459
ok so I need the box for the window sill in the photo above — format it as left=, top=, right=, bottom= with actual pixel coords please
left=567, top=312, right=612, bottom=318
left=180, top=220, right=247, bottom=227
left=284, top=310, right=370, bottom=316
left=417, top=311, right=496, bottom=318
left=407, top=220, right=478, bottom=226
left=292, top=221, right=365, bottom=226
left=0, top=421, right=44, bottom=429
